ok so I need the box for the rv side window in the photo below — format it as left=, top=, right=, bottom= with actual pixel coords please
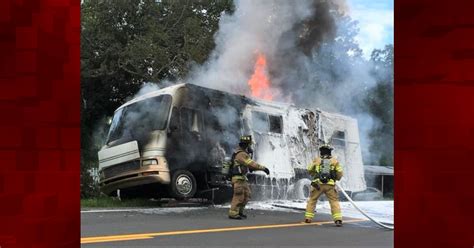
left=332, top=130, right=346, bottom=147
left=181, top=108, right=203, bottom=133
left=169, top=107, right=179, bottom=131
left=269, top=115, right=283, bottom=134
left=251, top=111, right=269, bottom=133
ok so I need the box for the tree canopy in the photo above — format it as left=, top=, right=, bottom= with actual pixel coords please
left=366, top=44, right=394, bottom=166
left=80, top=0, right=233, bottom=197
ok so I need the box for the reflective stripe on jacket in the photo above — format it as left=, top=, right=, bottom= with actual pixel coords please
left=232, top=148, right=265, bottom=181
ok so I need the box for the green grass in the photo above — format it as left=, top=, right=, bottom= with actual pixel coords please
left=81, top=196, right=163, bottom=208
left=383, top=193, right=394, bottom=200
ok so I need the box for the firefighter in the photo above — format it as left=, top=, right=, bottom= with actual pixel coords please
left=304, top=144, right=344, bottom=227
left=228, top=135, right=270, bottom=220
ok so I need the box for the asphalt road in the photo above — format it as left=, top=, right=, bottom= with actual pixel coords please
left=81, top=206, right=393, bottom=247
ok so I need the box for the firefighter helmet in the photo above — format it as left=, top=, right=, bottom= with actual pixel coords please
left=240, top=135, right=252, bottom=144
left=319, top=144, right=333, bottom=156
left=319, top=144, right=333, bottom=150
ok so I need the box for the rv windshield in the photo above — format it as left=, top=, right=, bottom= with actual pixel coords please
left=106, top=94, right=172, bottom=144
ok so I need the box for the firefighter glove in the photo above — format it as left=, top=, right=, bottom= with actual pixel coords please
left=263, top=167, right=270, bottom=175
left=330, top=170, right=337, bottom=180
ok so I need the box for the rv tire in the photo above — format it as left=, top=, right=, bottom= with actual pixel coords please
left=169, top=170, right=197, bottom=200
left=293, top=178, right=312, bottom=199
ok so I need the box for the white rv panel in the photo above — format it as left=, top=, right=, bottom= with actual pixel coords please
left=98, top=141, right=140, bottom=169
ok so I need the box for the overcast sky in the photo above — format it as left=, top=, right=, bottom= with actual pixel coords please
left=347, top=0, right=394, bottom=58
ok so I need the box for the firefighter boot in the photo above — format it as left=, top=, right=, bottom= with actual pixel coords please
left=304, top=218, right=312, bottom=223
left=239, top=206, right=247, bottom=219
left=228, top=215, right=243, bottom=220
left=238, top=210, right=247, bottom=219
left=335, top=220, right=343, bottom=227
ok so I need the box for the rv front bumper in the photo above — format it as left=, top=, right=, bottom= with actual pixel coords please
left=100, top=171, right=171, bottom=195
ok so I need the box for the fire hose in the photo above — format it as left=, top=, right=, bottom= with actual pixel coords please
left=335, top=181, right=394, bottom=230
left=271, top=182, right=394, bottom=230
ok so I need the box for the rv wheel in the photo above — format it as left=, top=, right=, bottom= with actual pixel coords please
left=293, top=178, right=312, bottom=199
left=169, top=170, right=197, bottom=200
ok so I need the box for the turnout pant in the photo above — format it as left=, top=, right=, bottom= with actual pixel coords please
left=228, top=180, right=251, bottom=217
left=305, top=184, right=342, bottom=221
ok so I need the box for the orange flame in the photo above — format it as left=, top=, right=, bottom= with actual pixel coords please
left=248, top=53, right=273, bottom=101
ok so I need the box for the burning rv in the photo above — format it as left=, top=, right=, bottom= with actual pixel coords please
left=98, top=83, right=366, bottom=200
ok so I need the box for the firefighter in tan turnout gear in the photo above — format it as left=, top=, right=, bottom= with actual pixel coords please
left=228, top=135, right=270, bottom=220
left=304, top=144, right=344, bottom=227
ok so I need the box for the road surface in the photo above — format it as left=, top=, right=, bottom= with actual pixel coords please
left=81, top=205, right=393, bottom=247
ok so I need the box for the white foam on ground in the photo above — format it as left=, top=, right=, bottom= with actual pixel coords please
left=223, top=200, right=394, bottom=224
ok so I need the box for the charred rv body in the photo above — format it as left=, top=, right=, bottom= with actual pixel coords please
left=98, top=83, right=366, bottom=200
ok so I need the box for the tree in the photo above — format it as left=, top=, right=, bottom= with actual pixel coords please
left=365, top=45, right=394, bottom=166
left=80, top=0, right=233, bottom=197
left=280, top=9, right=393, bottom=166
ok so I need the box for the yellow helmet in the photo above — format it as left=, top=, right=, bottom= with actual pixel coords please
left=319, top=144, right=333, bottom=156
left=239, top=135, right=252, bottom=144
left=319, top=144, right=333, bottom=151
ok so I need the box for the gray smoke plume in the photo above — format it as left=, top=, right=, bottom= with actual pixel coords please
left=121, top=0, right=389, bottom=165
left=188, top=0, right=371, bottom=108
left=190, top=0, right=318, bottom=95
left=186, top=0, right=385, bottom=164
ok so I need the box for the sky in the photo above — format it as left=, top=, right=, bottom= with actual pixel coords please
left=347, top=0, right=394, bottom=58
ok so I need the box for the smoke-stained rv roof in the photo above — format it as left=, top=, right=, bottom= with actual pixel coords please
left=116, top=83, right=357, bottom=123
left=116, top=83, right=187, bottom=111
left=116, top=83, right=294, bottom=112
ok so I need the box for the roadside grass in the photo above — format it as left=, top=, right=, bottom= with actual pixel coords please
left=383, top=193, right=394, bottom=200
left=81, top=196, right=163, bottom=208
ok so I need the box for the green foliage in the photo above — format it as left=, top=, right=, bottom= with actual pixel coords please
left=366, top=45, right=394, bottom=166
left=384, top=192, right=394, bottom=200
left=307, top=13, right=393, bottom=167
left=80, top=0, right=233, bottom=197
left=81, top=196, right=163, bottom=208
